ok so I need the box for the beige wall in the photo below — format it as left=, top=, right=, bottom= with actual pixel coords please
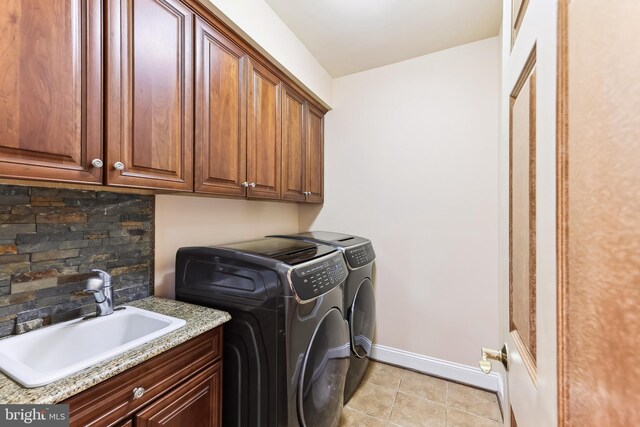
left=200, top=0, right=332, bottom=105
left=154, top=196, right=299, bottom=298
left=153, top=33, right=501, bottom=369
left=299, top=37, right=501, bottom=367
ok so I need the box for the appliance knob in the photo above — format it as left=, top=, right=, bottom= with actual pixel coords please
left=91, top=159, right=104, bottom=168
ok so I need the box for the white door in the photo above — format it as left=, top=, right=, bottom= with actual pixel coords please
left=485, top=1, right=559, bottom=426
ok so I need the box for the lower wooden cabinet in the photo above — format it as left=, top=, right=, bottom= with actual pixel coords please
left=136, top=363, right=221, bottom=427
left=65, top=326, right=222, bottom=427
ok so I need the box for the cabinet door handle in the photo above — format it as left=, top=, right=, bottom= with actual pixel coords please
left=132, top=387, right=146, bottom=400
left=91, top=159, right=104, bottom=168
left=241, top=181, right=249, bottom=188
left=249, top=182, right=256, bottom=188
left=304, top=191, right=311, bottom=196
left=114, top=162, right=125, bottom=171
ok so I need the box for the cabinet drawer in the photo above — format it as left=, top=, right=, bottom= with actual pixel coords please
left=136, top=361, right=222, bottom=427
left=66, top=326, right=222, bottom=427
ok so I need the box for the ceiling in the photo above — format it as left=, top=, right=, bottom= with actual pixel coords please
left=264, top=0, right=502, bottom=77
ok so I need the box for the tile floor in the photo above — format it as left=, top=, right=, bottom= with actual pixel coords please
left=341, top=361, right=503, bottom=427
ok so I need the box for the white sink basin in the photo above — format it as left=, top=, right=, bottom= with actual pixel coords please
left=0, top=306, right=186, bottom=388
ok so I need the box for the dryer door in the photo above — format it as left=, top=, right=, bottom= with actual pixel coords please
left=298, top=308, right=350, bottom=427
left=349, top=278, right=376, bottom=358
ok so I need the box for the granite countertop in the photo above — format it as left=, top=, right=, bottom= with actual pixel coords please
left=0, top=297, right=230, bottom=404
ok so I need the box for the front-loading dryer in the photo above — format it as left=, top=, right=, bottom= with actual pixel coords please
left=175, top=237, right=350, bottom=427
left=269, top=232, right=376, bottom=403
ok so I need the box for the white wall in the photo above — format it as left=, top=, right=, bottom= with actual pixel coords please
left=199, top=0, right=333, bottom=105
left=300, top=37, right=501, bottom=367
left=155, top=196, right=299, bottom=298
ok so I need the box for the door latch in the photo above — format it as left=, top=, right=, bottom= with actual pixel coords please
left=479, top=344, right=508, bottom=374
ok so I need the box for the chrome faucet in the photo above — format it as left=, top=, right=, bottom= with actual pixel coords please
left=83, top=269, right=114, bottom=317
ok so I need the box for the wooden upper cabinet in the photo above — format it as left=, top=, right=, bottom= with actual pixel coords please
left=281, top=86, right=306, bottom=202
left=106, top=0, right=194, bottom=191
left=194, top=18, right=247, bottom=197
left=247, top=59, right=282, bottom=199
left=305, top=104, right=324, bottom=203
left=0, top=0, right=103, bottom=184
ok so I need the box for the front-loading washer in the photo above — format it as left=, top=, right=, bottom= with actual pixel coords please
left=269, top=232, right=376, bottom=403
left=175, top=237, right=350, bottom=426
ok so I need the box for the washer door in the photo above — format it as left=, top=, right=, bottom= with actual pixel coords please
left=349, top=279, right=376, bottom=358
left=298, top=308, right=350, bottom=427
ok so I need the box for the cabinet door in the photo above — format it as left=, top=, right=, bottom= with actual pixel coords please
left=0, top=0, right=102, bottom=184
left=305, top=104, right=324, bottom=203
left=136, top=362, right=222, bottom=427
left=195, top=18, right=247, bottom=196
left=106, top=0, right=194, bottom=191
left=247, top=59, right=282, bottom=199
left=281, top=86, right=306, bottom=202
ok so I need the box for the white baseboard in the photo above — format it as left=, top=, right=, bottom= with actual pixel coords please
left=496, top=370, right=505, bottom=407
left=370, top=344, right=503, bottom=396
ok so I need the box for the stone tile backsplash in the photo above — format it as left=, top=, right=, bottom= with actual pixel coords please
left=0, top=185, right=154, bottom=338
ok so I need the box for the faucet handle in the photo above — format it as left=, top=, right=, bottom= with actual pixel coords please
left=83, top=277, right=107, bottom=303
left=90, top=269, right=112, bottom=286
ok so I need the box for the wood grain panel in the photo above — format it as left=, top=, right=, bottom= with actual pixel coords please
left=136, top=362, right=222, bottom=427
left=106, top=0, right=193, bottom=191
left=247, top=58, right=281, bottom=200
left=509, top=53, right=537, bottom=372
left=305, top=104, right=324, bottom=204
left=0, top=0, right=102, bottom=184
left=194, top=17, right=247, bottom=197
left=281, top=86, right=306, bottom=202
left=559, top=1, right=640, bottom=425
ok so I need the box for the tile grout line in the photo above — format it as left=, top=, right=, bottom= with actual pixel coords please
left=446, top=405, right=504, bottom=424
left=444, top=382, right=449, bottom=427
left=352, top=362, right=503, bottom=426
left=387, top=368, right=405, bottom=421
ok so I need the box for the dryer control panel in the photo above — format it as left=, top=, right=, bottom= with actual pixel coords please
left=290, top=253, right=347, bottom=301
left=344, top=242, right=376, bottom=268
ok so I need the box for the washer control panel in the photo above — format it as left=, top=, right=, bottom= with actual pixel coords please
left=344, top=242, right=376, bottom=268
left=290, top=253, right=347, bottom=301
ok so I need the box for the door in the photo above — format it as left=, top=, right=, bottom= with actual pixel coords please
left=0, top=0, right=102, bottom=184
left=106, top=0, right=194, bottom=191
left=247, top=58, right=282, bottom=199
left=136, top=362, right=222, bottom=427
left=281, top=86, right=307, bottom=202
left=298, top=308, right=350, bottom=427
left=485, top=0, right=559, bottom=425
left=349, top=279, right=376, bottom=358
left=194, top=17, right=248, bottom=197
left=305, top=104, right=324, bottom=203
